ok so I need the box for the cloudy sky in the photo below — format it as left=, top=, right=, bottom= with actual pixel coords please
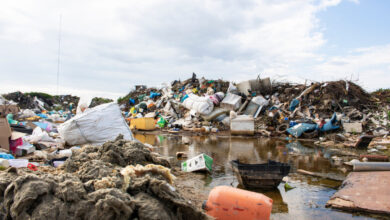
left=1, top=0, right=389, bottom=100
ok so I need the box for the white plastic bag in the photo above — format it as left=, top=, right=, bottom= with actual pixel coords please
left=76, top=97, right=92, bottom=115
left=58, top=102, right=134, bottom=145
left=251, top=95, right=269, bottom=106
left=182, top=94, right=214, bottom=115
left=25, top=127, right=55, bottom=143
left=227, top=82, right=238, bottom=93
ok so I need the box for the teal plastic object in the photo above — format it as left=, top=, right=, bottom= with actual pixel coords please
left=320, top=113, right=340, bottom=132
left=286, top=123, right=317, bottom=138
left=0, top=153, right=15, bottom=159
left=6, top=114, right=18, bottom=125
left=289, top=99, right=300, bottom=111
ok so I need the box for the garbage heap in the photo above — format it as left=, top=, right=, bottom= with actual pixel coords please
left=121, top=74, right=388, bottom=139
left=2, top=92, right=80, bottom=112
left=0, top=135, right=208, bottom=220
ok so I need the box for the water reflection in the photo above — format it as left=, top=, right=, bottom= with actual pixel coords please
left=137, top=134, right=348, bottom=181
left=135, top=133, right=376, bottom=219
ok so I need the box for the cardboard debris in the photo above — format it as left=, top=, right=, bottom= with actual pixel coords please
left=181, top=153, right=213, bottom=172
left=327, top=171, right=390, bottom=215
left=0, top=118, right=12, bottom=150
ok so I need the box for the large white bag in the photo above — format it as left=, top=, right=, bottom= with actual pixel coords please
left=182, top=94, right=214, bottom=115
left=58, top=102, right=133, bottom=145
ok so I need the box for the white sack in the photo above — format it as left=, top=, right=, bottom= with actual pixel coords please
left=58, top=102, right=133, bottom=145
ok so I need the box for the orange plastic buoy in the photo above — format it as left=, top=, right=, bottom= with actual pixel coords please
left=203, top=186, right=273, bottom=220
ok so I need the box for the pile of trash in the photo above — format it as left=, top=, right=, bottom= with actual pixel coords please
left=0, top=135, right=208, bottom=220
left=1, top=74, right=388, bottom=146
left=118, top=73, right=388, bottom=140
left=3, top=92, right=80, bottom=112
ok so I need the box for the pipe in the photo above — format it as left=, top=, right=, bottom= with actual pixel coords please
left=353, top=162, right=390, bottom=171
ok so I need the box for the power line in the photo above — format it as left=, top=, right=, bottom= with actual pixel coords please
left=57, top=14, right=62, bottom=95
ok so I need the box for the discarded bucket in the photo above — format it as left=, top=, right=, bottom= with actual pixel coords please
left=203, top=186, right=272, bottom=220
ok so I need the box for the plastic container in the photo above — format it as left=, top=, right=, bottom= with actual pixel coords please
left=0, top=158, right=10, bottom=168
left=203, top=186, right=273, bottom=220
left=130, top=117, right=156, bottom=130
left=230, top=115, right=255, bottom=135
left=53, top=161, right=65, bottom=168
left=8, top=159, right=29, bottom=168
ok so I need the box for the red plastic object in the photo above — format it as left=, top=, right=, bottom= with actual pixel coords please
left=9, top=137, right=23, bottom=154
left=27, top=163, right=37, bottom=171
left=203, top=186, right=273, bottom=220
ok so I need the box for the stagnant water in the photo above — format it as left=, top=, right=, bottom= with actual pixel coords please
left=135, top=133, right=381, bottom=220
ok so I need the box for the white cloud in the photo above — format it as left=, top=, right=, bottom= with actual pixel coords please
left=312, top=44, right=390, bottom=90
left=0, top=0, right=387, bottom=100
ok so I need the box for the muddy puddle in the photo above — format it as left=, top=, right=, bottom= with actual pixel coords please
left=135, top=133, right=381, bottom=220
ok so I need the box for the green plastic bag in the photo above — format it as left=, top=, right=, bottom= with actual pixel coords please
left=157, top=116, right=167, bottom=128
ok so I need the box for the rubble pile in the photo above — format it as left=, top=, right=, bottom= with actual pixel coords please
left=0, top=136, right=207, bottom=220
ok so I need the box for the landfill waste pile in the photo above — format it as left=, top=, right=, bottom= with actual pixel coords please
left=117, top=74, right=388, bottom=142
left=0, top=135, right=208, bottom=220
left=0, top=73, right=389, bottom=218
left=3, top=92, right=80, bottom=111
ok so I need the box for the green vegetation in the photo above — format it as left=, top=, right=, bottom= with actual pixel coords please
left=374, top=88, right=390, bottom=93
left=25, top=92, right=53, bottom=99
left=117, top=95, right=129, bottom=104
left=89, top=97, right=113, bottom=108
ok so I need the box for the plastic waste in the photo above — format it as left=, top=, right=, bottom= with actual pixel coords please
left=25, top=127, right=55, bottom=143
left=0, top=153, right=14, bottom=159
left=182, top=93, right=214, bottom=115
left=252, top=95, right=269, bottom=107
left=27, top=163, right=38, bottom=171
left=33, top=121, right=53, bottom=132
left=320, top=113, right=340, bottom=132
left=76, top=97, right=92, bottom=115
left=284, top=182, right=295, bottom=191
left=227, top=82, right=238, bottom=93
left=6, top=113, right=19, bottom=124
left=203, top=186, right=272, bottom=220
left=36, top=113, right=48, bottom=119
left=289, top=99, right=299, bottom=111
left=157, top=116, right=167, bottom=128
left=150, top=92, right=161, bottom=99
left=0, top=158, right=10, bottom=169
left=286, top=123, right=317, bottom=138
left=8, top=159, right=28, bottom=168
left=58, top=103, right=134, bottom=145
